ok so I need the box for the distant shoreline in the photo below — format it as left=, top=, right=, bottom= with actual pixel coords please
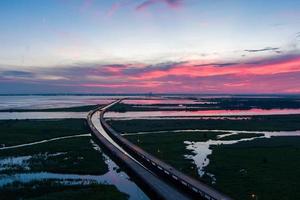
left=1, top=93, right=300, bottom=97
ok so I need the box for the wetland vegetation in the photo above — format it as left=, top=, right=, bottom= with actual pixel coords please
left=205, top=137, right=300, bottom=200
left=0, top=119, right=129, bottom=200
left=1, top=96, right=300, bottom=200
left=108, top=114, right=300, bottom=200
left=0, top=119, right=89, bottom=146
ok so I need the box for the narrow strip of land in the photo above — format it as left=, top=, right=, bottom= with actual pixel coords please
left=0, top=134, right=90, bottom=150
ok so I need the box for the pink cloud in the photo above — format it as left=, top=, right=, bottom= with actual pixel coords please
left=80, top=81, right=161, bottom=88
left=70, top=55, right=300, bottom=93
left=2, top=55, right=300, bottom=94
left=106, top=0, right=133, bottom=17
left=105, top=0, right=182, bottom=17
left=106, top=1, right=122, bottom=17
left=80, top=0, right=94, bottom=13
left=129, top=56, right=300, bottom=80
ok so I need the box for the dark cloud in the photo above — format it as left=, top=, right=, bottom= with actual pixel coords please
left=271, top=23, right=286, bottom=27
left=194, top=62, right=238, bottom=67
left=1, top=70, right=34, bottom=78
left=123, top=61, right=185, bottom=75
left=244, top=47, right=280, bottom=53
left=245, top=53, right=299, bottom=65
left=1, top=52, right=300, bottom=94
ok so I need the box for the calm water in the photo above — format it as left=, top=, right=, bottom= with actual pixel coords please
left=184, top=130, right=300, bottom=183
left=0, top=140, right=149, bottom=200
left=123, top=99, right=206, bottom=105
left=1, top=94, right=300, bottom=194
left=0, top=95, right=117, bottom=110
left=0, top=112, right=87, bottom=120
left=125, top=128, right=300, bottom=185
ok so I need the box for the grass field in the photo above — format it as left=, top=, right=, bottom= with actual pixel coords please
left=205, top=137, right=300, bottom=200
left=125, top=131, right=223, bottom=178
left=0, top=119, right=108, bottom=175
left=0, top=119, right=128, bottom=199
left=110, top=116, right=300, bottom=200
left=0, top=137, right=108, bottom=175
left=124, top=130, right=263, bottom=181
left=2, top=106, right=300, bottom=200
left=0, top=119, right=89, bottom=146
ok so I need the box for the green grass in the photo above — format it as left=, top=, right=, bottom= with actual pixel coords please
left=0, top=119, right=89, bottom=146
left=205, top=137, right=300, bottom=200
left=110, top=116, right=300, bottom=200
left=0, top=181, right=129, bottom=200
left=124, top=131, right=263, bottom=179
left=0, top=119, right=108, bottom=175
left=108, top=114, right=300, bottom=133
left=0, top=137, right=108, bottom=175
left=0, top=119, right=129, bottom=199
left=125, top=131, right=223, bottom=178
left=124, top=131, right=257, bottom=181
left=110, top=115, right=300, bottom=179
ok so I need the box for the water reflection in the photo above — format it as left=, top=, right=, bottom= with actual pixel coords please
left=0, top=95, right=116, bottom=110
left=0, top=112, right=87, bottom=120
left=184, top=130, right=300, bottom=178
left=0, top=140, right=149, bottom=200
left=123, top=99, right=203, bottom=105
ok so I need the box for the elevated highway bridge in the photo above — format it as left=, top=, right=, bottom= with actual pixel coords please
left=87, top=100, right=233, bottom=200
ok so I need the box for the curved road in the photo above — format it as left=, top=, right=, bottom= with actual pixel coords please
left=87, top=100, right=233, bottom=200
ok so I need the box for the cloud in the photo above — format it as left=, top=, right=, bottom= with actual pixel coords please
left=1, top=70, right=34, bottom=79
left=244, top=47, right=280, bottom=53
left=123, top=61, right=185, bottom=75
left=111, top=54, right=300, bottom=83
left=106, top=2, right=121, bottom=17
left=194, top=62, right=238, bottom=67
left=105, top=0, right=183, bottom=17
left=80, top=0, right=93, bottom=12
left=37, top=75, right=69, bottom=81
left=1, top=53, right=300, bottom=94
left=106, top=0, right=137, bottom=17
left=244, top=54, right=299, bottom=65
left=136, top=0, right=183, bottom=11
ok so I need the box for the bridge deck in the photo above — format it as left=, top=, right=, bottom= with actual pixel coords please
left=88, top=110, right=190, bottom=200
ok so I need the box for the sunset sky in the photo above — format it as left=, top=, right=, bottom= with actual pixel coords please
left=1, top=0, right=300, bottom=94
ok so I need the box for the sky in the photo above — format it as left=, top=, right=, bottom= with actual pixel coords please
left=0, top=0, right=300, bottom=94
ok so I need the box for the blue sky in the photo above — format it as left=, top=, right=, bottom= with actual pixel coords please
left=0, top=0, right=300, bottom=93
